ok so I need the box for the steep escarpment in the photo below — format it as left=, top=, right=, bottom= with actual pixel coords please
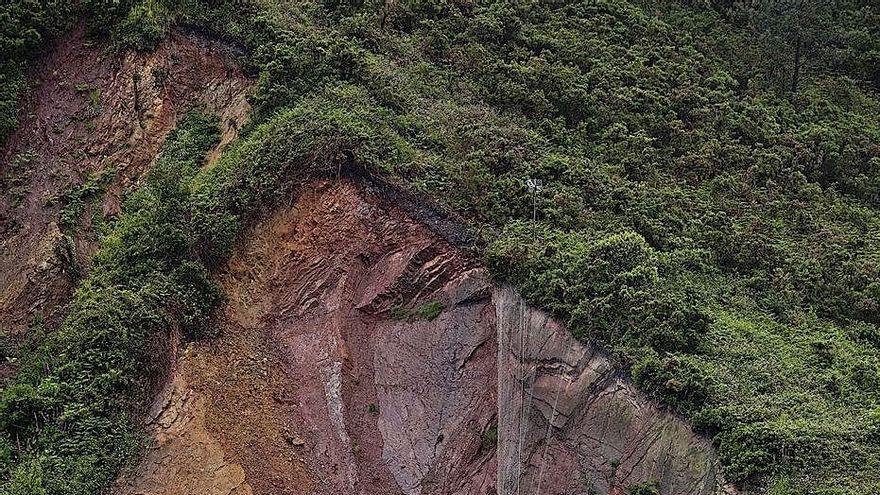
left=3, top=1, right=880, bottom=492
left=116, top=179, right=732, bottom=495
left=0, top=26, right=250, bottom=338
left=116, top=180, right=497, bottom=495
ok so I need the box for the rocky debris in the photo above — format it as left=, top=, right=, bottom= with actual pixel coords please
left=286, top=432, right=306, bottom=447
left=495, top=286, right=736, bottom=495
left=113, top=371, right=254, bottom=495
left=114, top=244, right=318, bottom=495
left=0, top=25, right=251, bottom=337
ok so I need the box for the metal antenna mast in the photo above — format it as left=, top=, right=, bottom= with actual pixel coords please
left=526, top=178, right=543, bottom=222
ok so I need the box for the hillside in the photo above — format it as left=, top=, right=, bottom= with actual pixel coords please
left=1, top=1, right=879, bottom=494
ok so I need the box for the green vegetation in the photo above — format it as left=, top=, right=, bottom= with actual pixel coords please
left=58, top=167, right=116, bottom=229
left=0, top=151, right=36, bottom=207
left=109, top=0, right=172, bottom=51
left=482, top=424, right=497, bottom=451
left=1, top=0, right=879, bottom=494
left=627, top=481, right=660, bottom=495
left=389, top=301, right=446, bottom=321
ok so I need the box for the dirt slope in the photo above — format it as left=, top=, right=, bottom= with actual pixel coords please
left=116, top=180, right=497, bottom=495
left=117, top=179, right=735, bottom=495
left=0, top=26, right=251, bottom=338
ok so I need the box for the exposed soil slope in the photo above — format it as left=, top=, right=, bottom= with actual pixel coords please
left=0, top=26, right=251, bottom=337
left=2, top=25, right=735, bottom=495
left=117, top=179, right=735, bottom=495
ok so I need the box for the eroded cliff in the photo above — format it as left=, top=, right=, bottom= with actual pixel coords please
left=1, top=27, right=734, bottom=495
left=115, top=180, right=734, bottom=495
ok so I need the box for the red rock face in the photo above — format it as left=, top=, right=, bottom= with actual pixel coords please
left=116, top=180, right=497, bottom=495
left=118, top=180, right=736, bottom=495
left=257, top=181, right=497, bottom=494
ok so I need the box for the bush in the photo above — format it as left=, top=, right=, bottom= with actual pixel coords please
left=627, top=481, right=660, bottom=495
left=110, top=0, right=172, bottom=51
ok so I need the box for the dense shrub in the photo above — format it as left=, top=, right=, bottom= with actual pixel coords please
left=109, top=0, right=172, bottom=51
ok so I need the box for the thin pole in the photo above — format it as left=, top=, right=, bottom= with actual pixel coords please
left=532, top=187, right=537, bottom=223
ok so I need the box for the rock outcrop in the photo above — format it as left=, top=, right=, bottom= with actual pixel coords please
left=495, top=286, right=735, bottom=495
left=117, top=180, right=735, bottom=495
left=116, top=180, right=497, bottom=495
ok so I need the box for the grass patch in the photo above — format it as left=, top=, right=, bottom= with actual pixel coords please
left=58, top=166, right=116, bottom=229
left=0, top=151, right=37, bottom=207
left=627, top=481, right=659, bottom=495
left=482, top=424, right=497, bottom=451
left=389, top=301, right=445, bottom=322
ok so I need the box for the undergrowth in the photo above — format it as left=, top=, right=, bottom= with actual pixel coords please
left=57, top=167, right=116, bottom=229
left=389, top=301, right=445, bottom=321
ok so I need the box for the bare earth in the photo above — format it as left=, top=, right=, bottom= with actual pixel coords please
left=2, top=31, right=738, bottom=495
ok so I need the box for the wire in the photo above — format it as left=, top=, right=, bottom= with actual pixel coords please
left=515, top=296, right=526, bottom=495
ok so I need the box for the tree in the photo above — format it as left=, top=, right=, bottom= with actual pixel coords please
left=735, top=0, right=835, bottom=93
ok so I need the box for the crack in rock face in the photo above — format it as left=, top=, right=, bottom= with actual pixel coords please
left=113, top=180, right=736, bottom=495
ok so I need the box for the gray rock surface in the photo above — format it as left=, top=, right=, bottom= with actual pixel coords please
left=495, top=286, right=737, bottom=495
